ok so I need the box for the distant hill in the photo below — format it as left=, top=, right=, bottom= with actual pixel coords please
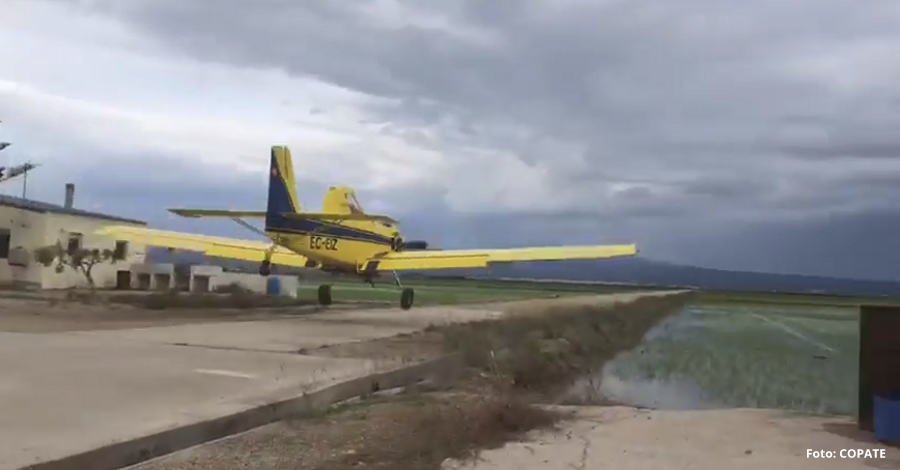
left=468, top=258, right=900, bottom=297
left=147, top=247, right=900, bottom=297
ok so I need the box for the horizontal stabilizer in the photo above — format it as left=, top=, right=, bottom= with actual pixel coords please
left=281, top=212, right=398, bottom=224
left=169, top=209, right=268, bottom=218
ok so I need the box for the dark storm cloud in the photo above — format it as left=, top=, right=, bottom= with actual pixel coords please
left=75, top=0, right=900, bottom=220
left=43, top=0, right=900, bottom=278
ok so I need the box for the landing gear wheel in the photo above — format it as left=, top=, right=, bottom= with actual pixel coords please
left=317, top=284, right=333, bottom=306
left=259, top=260, right=271, bottom=277
left=400, top=288, right=415, bottom=310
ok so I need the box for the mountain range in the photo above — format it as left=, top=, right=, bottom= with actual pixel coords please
left=147, top=247, right=900, bottom=297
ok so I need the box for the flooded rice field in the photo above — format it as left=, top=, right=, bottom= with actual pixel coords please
left=565, top=302, right=859, bottom=415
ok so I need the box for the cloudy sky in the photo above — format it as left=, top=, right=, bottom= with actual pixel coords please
left=2, top=0, right=900, bottom=280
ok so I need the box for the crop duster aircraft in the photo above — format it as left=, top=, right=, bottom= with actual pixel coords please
left=96, top=146, right=638, bottom=310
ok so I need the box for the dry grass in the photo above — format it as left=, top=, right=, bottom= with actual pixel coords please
left=140, top=388, right=562, bottom=470
left=322, top=390, right=561, bottom=470
left=441, top=293, right=694, bottom=394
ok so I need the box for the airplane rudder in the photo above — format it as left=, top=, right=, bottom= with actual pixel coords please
left=267, top=146, right=299, bottom=216
left=279, top=146, right=301, bottom=212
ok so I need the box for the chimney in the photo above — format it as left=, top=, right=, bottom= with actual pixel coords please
left=64, top=183, right=75, bottom=209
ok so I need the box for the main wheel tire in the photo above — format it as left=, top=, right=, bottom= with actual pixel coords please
left=400, top=288, right=415, bottom=310
left=259, top=261, right=271, bottom=277
left=317, top=284, right=333, bottom=306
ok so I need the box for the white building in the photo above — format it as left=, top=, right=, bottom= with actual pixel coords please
left=0, top=184, right=148, bottom=289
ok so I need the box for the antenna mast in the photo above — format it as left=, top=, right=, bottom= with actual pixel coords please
left=0, top=120, right=39, bottom=198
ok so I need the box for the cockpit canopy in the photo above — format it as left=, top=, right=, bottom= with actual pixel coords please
left=346, top=191, right=364, bottom=214
left=338, top=188, right=395, bottom=229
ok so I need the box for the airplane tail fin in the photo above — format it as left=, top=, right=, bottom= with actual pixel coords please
left=266, top=146, right=301, bottom=226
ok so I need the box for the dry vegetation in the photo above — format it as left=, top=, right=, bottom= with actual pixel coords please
left=111, top=284, right=318, bottom=310
left=440, top=294, right=690, bottom=395
left=0, top=283, right=335, bottom=333
left=141, top=292, right=694, bottom=470
left=37, top=282, right=320, bottom=310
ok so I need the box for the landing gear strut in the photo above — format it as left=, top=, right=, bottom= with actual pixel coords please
left=314, top=271, right=416, bottom=309
left=258, top=243, right=278, bottom=277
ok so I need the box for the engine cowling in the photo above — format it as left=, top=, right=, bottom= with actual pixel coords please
left=391, top=237, right=429, bottom=251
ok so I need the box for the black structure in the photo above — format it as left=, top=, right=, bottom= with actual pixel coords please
left=858, top=304, right=900, bottom=430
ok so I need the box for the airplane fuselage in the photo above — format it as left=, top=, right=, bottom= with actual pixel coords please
left=263, top=212, right=400, bottom=275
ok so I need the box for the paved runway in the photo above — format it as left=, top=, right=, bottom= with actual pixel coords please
left=0, top=299, right=530, bottom=470
left=0, top=292, right=668, bottom=469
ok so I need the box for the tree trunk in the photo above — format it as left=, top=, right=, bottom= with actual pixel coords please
left=81, top=264, right=96, bottom=290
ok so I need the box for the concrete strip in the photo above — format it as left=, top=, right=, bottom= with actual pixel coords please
left=445, top=406, right=898, bottom=470
left=0, top=331, right=378, bottom=470
left=193, top=369, right=257, bottom=379
left=21, top=354, right=461, bottom=470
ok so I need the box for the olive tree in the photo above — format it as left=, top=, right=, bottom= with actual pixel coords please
left=34, top=240, right=126, bottom=289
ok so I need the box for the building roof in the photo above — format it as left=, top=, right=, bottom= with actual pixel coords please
left=0, top=194, right=147, bottom=225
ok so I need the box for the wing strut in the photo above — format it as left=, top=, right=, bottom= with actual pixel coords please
left=229, top=217, right=280, bottom=276
left=230, top=217, right=267, bottom=237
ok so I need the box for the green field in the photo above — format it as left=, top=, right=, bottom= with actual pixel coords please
left=599, top=300, right=861, bottom=415
left=696, top=290, right=900, bottom=308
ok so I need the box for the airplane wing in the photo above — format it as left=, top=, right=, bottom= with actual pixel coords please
left=94, top=226, right=310, bottom=267
left=362, top=244, right=638, bottom=272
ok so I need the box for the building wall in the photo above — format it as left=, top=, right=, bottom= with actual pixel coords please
left=0, top=205, right=47, bottom=286
left=38, top=213, right=147, bottom=289
left=129, top=262, right=176, bottom=290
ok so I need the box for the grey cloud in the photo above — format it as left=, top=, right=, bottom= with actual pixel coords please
left=86, top=0, right=900, bottom=218
left=37, top=0, right=900, bottom=278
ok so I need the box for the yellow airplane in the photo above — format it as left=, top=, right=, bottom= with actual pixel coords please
left=96, top=146, right=638, bottom=309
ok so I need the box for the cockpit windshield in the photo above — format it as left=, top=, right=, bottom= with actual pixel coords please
left=347, top=193, right=364, bottom=214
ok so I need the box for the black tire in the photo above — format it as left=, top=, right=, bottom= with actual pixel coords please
left=400, top=288, right=415, bottom=310
left=259, top=261, right=271, bottom=277
left=317, top=284, right=333, bottom=306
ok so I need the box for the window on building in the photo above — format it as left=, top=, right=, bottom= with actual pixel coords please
left=67, top=233, right=83, bottom=254
left=113, top=240, right=128, bottom=261
left=0, top=229, right=10, bottom=259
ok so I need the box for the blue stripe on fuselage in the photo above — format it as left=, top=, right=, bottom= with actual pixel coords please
left=265, top=215, right=393, bottom=245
